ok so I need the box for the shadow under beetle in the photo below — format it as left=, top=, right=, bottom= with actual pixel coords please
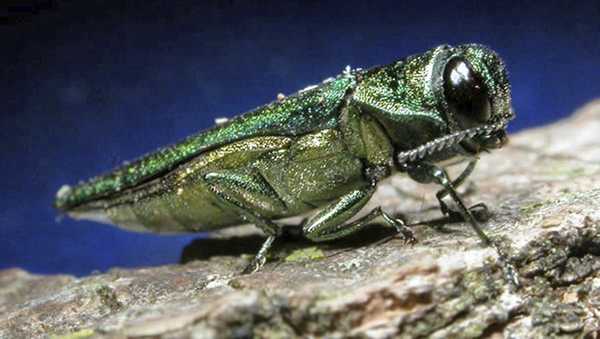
left=55, top=44, right=519, bottom=284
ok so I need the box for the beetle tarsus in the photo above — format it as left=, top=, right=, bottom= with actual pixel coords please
left=242, top=235, right=276, bottom=274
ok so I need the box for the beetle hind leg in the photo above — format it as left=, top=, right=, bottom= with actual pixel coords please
left=203, top=169, right=287, bottom=274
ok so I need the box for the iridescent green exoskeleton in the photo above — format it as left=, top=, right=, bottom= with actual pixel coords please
left=55, top=44, right=517, bottom=281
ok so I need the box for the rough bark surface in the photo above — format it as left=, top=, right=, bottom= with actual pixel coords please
left=2, top=101, right=600, bottom=339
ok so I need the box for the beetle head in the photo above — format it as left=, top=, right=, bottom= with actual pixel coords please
left=352, top=44, right=515, bottom=163
left=437, top=44, right=514, bottom=154
left=357, top=44, right=516, bottom=164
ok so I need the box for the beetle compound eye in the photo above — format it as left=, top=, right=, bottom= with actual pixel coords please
left=443, top=57, right=492, bottom=127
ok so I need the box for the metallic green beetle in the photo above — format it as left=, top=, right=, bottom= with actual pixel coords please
left=55, top=44, right=515, bottom=275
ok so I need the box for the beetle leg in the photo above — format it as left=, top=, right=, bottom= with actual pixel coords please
left=427, top=164, right=492, bottom=245
left=204, top=170, right=286, bottom=274
left=435, top=159, right=490, bottom=222
left=405, top=162, right=520, bottom=287
left=303, top=184, right=415, bottom=243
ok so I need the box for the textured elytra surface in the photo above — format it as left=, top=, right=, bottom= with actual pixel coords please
left=2, top=100, right=600, bottom=338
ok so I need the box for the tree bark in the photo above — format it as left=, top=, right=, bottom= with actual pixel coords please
left=2, top=100, right=600, bottom=339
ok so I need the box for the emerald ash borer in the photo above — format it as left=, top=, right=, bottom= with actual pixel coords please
left=55, top=44, right=518, bottom=278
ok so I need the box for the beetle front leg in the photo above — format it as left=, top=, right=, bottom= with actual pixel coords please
left=303, top=184, right=415, bottom=243
left=403, top=162, right=520, bottom=287
left=435, top=159, right=490, bottom=223
left=426, top=164, right=492, bottom=245
left=204, top=170, right=287, bottom=274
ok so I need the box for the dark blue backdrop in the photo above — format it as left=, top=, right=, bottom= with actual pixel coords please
left=2, top=0, right=599, bottom=276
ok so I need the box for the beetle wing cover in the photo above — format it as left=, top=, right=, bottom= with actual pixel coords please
left=55, top=76, right=355, bottom=210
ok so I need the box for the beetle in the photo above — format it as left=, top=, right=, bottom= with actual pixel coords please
left=55, top=44, right=516, bottom=277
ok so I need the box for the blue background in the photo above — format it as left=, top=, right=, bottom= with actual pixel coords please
left=2, top=0, right=599, bottom=276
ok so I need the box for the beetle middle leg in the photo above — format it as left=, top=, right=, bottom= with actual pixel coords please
left=303, top=183, right=415, bottom=243
left=203, top=169, right=287, bottom=274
